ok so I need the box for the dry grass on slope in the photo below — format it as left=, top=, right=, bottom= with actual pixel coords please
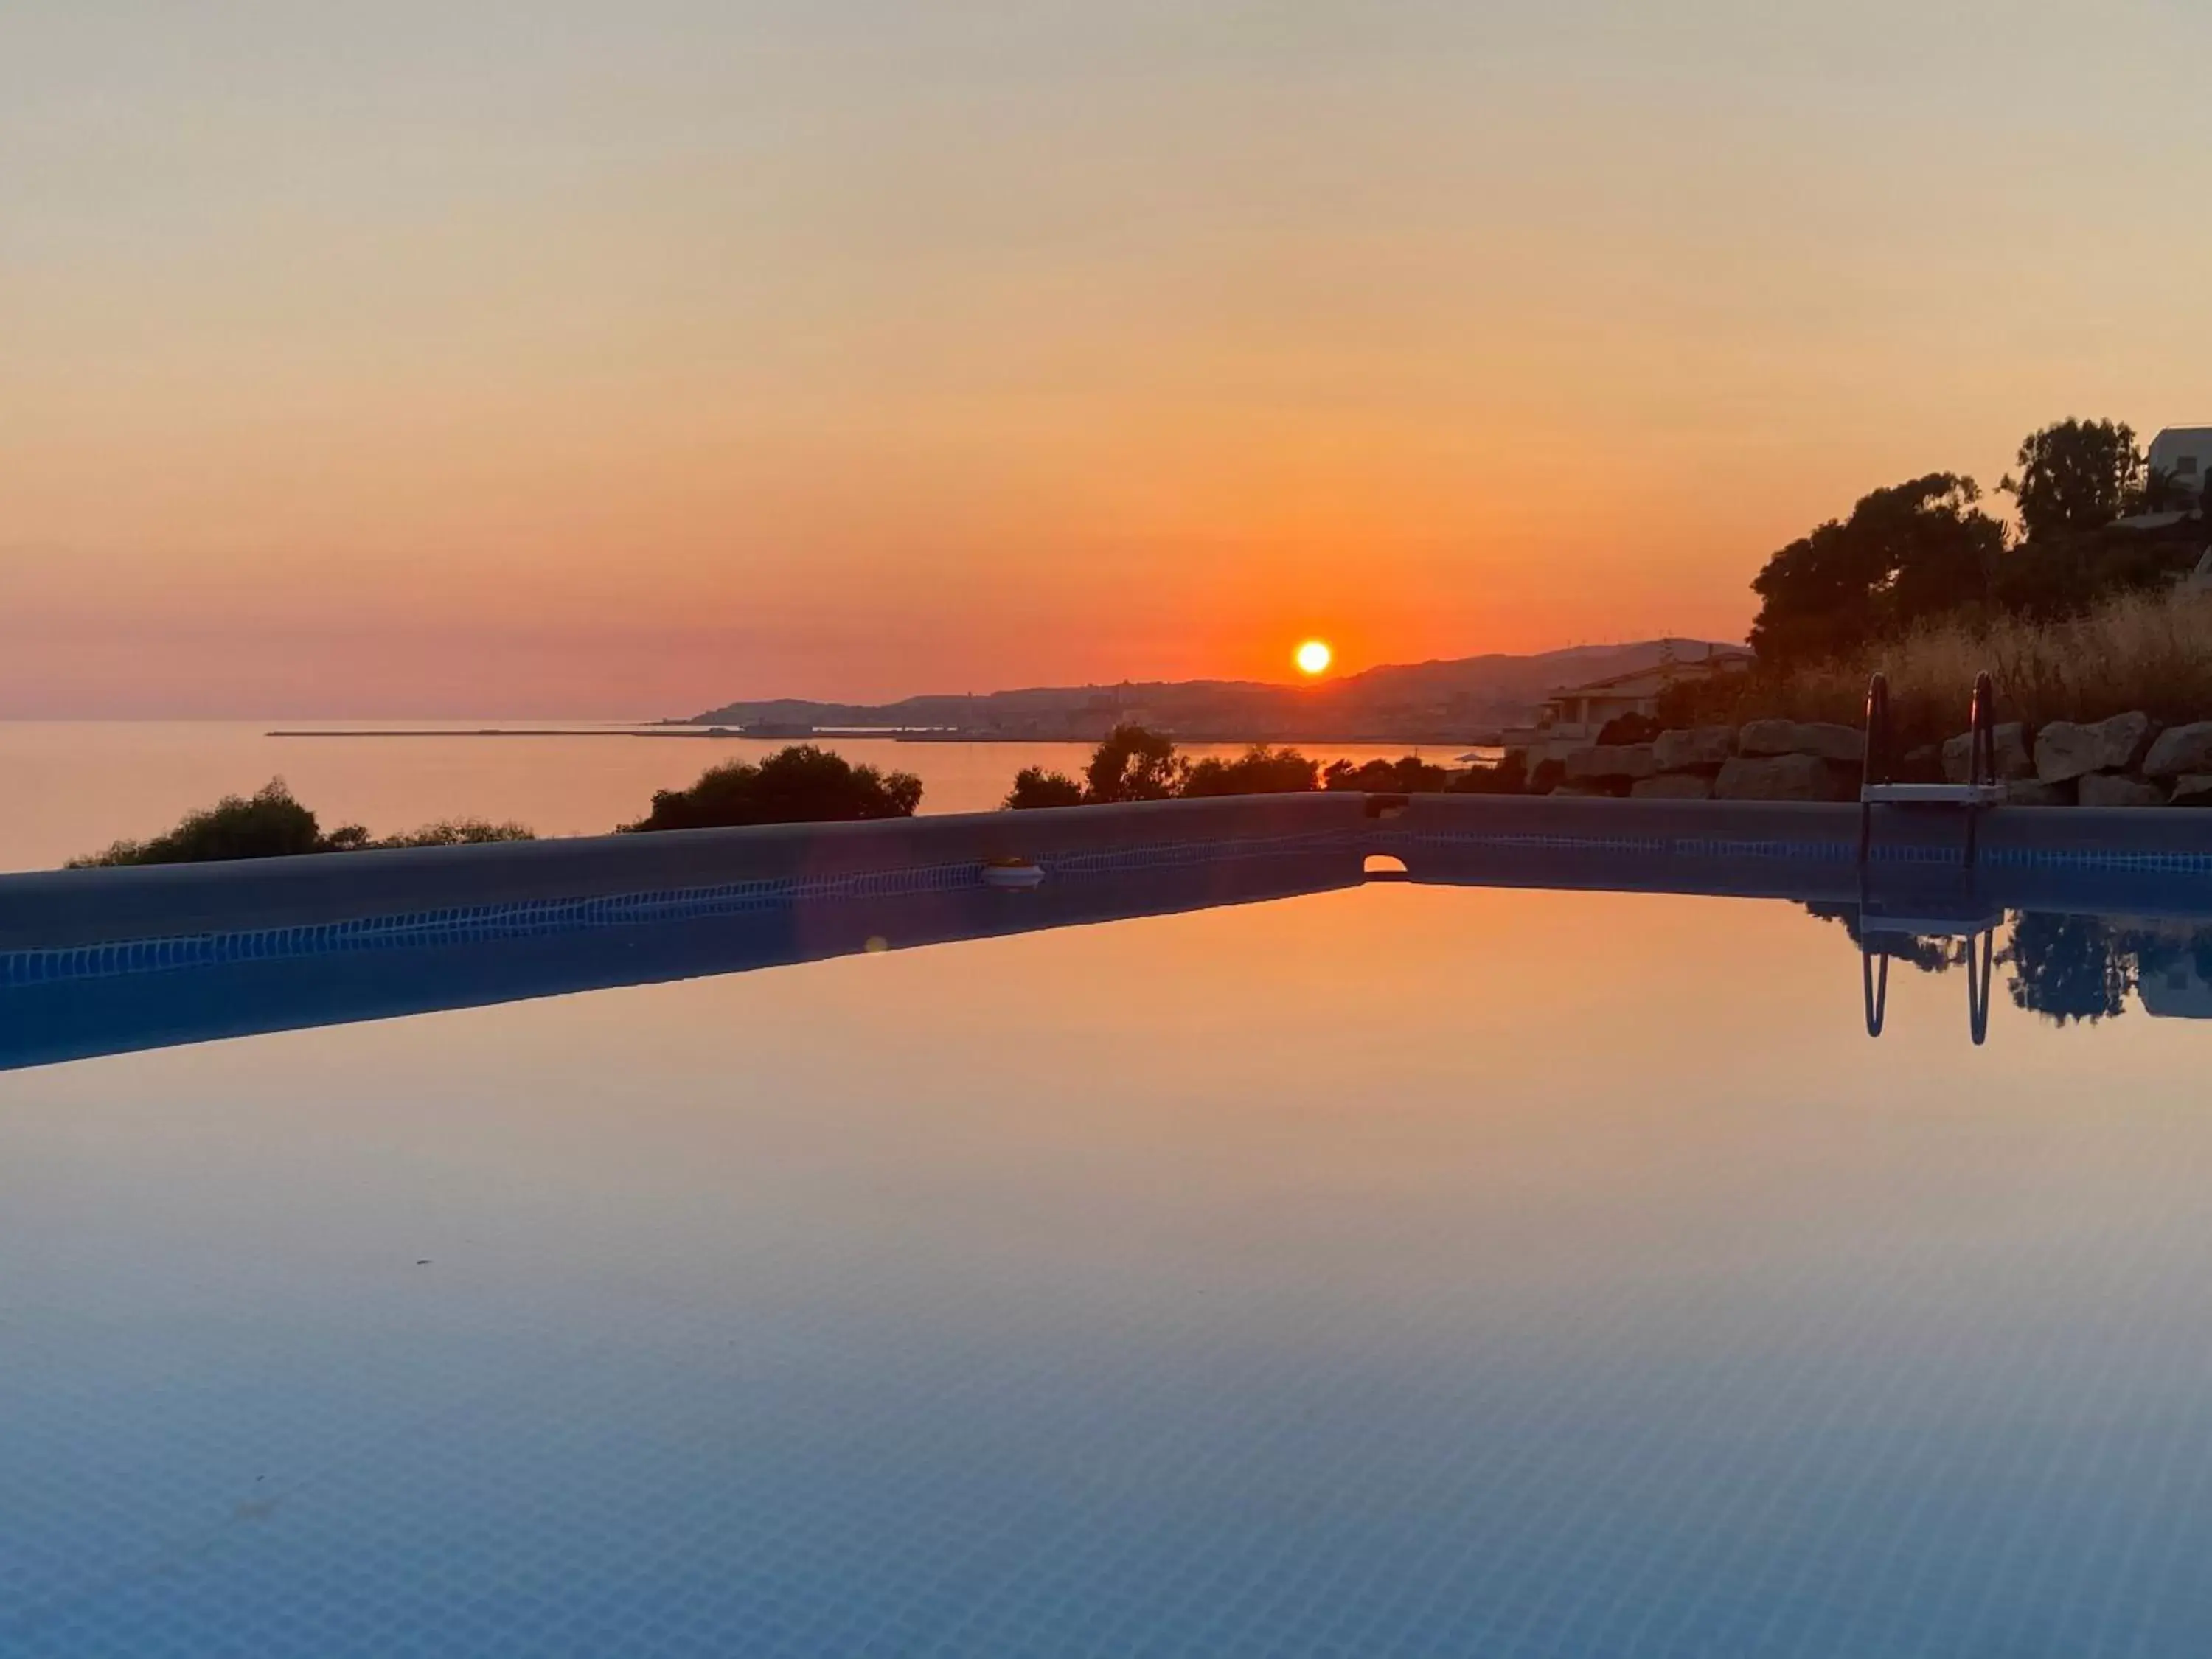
left=1677, top=589, right=2212, bottom=746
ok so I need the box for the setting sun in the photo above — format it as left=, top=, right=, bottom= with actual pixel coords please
left=1295, top=640, right=1334, bottom=677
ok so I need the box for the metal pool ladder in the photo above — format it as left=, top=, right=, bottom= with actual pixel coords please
left=1857, top=669, right=2006, bottom=869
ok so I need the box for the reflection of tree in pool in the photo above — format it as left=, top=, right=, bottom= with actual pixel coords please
left=1801, top=903, right=1957, bottom=975
left=1806, top=905, right=2212, bottom=1029
left=2003, top=913, right=2131, bottom=1025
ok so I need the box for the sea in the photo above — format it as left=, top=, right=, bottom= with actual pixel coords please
left=0, top=722, right=1462, bottom=874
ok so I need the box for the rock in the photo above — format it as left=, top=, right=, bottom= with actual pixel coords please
left=1735, top=720, right=1797, bottom=758
left=1714, top=754, right=1856, bottom=803
left=2144, top=722, right=2212, bottom=778
left=1899, top=744, right=1943, bottom=783
left=2168, top=775, right=2212, bottom=807
left=1737, top=720, right=1865, bottom=762
left=2076, top=773, right=2166, bottom=808
left=1651, top=726, right=1735, bottom=773
left=1942, top=722, right=2033, bottom=782
left=2034, top=712, right=2154, bottom=783
left=1631, top=773, right=1715, bottom=800
left=2004, top=779, right=2076, bottom=807
left=1563, top=744, right=1657, bottom=782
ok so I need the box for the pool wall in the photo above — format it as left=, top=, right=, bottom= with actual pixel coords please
left=7, top=794, right=2212, bottom=1070
left=8, top=794, right=2212, bottom=962
left=1382, top=796, right=2212, bottom=919
left=0, top=793, right=1372, bottom=956
left=0, top=850, right=1362, bottom=1071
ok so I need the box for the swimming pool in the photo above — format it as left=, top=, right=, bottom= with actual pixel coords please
left=6, top=805, right=2212, bottom=1655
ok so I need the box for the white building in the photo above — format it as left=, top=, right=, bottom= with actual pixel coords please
left=2149, top=428, right=2212, bottom=495
left=2140, top=956, right=2212, bottom=1020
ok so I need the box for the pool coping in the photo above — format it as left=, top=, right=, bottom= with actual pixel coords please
left=5, top=795, right=2212, bottom=992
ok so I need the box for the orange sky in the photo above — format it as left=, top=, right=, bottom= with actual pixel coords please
left=4, top=1, right=2208, bottom=716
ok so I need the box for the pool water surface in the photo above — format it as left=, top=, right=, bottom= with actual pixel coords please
left=4, top=883, right=2211, bottom=1655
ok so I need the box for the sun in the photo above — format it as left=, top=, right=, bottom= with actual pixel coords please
left=1295, top=639, right=1333, bottom=677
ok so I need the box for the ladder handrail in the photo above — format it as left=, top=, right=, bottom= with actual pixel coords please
left=1864, top=672, right=1893, bottom=788
left=1857, top=924, right=1996, bottom=1045
left=1862, top=947, right=1889, bottom=1037
left=1969, top=670, right=1996, bottom=788
left=1966, top=925, right=1994, bottom=1046
left=1857, top=672, right=1891, bottom=865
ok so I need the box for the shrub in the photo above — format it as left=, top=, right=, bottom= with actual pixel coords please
left=1180, top=745, right=1320, bottom=798
left=1018, top=732, right=1520, bottom=808
left=69, top=782, right=541, bottom=867
left=371, top=819, right=537, bottom=848
left=1323, top=756, right=1453, bottom=793
left=624, top=745, right=922, bottom=832
left=1450, top=751, right=1528, bottom=794
left=1004, top=768, right=1086, bottom=810
left=1595, top=712, right=1663, bottom=745
left=69, top=779, right=327, bottom=867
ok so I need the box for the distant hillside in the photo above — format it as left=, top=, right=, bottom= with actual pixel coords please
left=684, top=639, right=1742, bottom=743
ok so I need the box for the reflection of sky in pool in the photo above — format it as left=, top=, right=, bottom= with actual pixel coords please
left=6, top=885, right=2212, bottom=1655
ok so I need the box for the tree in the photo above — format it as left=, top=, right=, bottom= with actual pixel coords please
left=1082, top=724, right=1186, bottom=803
left=1180, top=745, right=1319, bottom=798
left=1748, top=473, right=2004, bottom=663
left=1987, top=514, right=2204, bottom=617
left=2000, top=419, right=2142, bottom=543
left=623, top=745, right=922, bottom=832
left=1004, top=768, right=1085, bottom=810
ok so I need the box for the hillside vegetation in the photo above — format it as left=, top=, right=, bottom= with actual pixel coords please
left=1705, top=417, right=2209, bottom=736
left=1665, top=588, right=2212, bottom=750
left=1004, top=729, right=1520, bottom=809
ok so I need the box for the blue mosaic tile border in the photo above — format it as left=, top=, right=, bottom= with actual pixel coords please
left=0, top=830, right=1365, bottom=992
left=1380, top=830, right=1673, bottom=858
left=1376, top=826, right=2212, bottom=875
left=1980, top=845, right=2212, bottom=876
left=1, top=865, right=965, bottom=990
left=1048, top=829, right=1360, bottom=877
left=1374, top=829, right=1837, bottom=862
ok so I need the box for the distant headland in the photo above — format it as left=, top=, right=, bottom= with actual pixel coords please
left=672, top=639, right=1740, bottom=745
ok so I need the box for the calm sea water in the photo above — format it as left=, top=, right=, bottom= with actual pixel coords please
left=4, top=883, right=2210, bottom=1654
left=0, top=722, right=1441, bottom=873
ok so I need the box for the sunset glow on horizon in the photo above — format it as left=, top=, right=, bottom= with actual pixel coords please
left=4, top=1, right=2206, bottom=717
